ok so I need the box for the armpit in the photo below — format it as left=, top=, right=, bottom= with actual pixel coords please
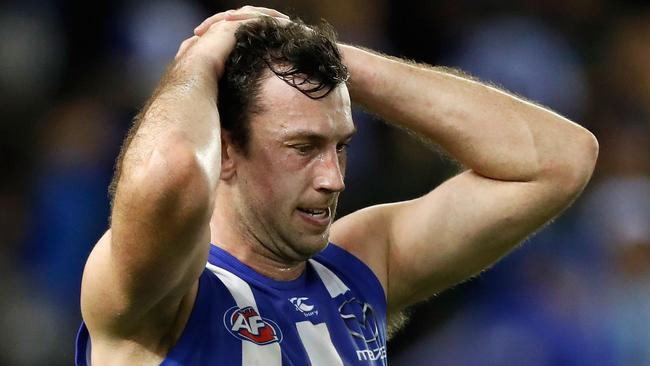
left=386, top=310, right=410, bottom=340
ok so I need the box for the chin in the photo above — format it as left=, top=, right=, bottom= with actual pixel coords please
left=292, top=232, right=330, bottom=259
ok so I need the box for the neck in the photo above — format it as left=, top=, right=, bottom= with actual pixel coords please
left=209, top=195, right=306, bottom=282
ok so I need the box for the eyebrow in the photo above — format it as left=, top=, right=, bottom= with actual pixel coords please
left=282, top=127, right=357, bottom=142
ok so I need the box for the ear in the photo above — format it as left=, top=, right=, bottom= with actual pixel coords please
left=220, top=131, right=237, bottom=181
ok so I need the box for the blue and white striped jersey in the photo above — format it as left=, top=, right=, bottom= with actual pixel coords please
left=76, top=243, right=388, bottom=365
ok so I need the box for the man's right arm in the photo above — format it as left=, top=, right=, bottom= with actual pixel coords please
left=80, top=16, right=246, bottom=339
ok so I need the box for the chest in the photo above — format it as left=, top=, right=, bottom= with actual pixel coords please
left=187, top=262, right=388, bottom=365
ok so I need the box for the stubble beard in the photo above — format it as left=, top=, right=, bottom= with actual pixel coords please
left=278, top=197, right=340, bottom=261
left=239, top=193, right=340, bottom=266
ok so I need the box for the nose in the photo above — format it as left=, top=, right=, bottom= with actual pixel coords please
left=313, top=149, right=345, bottom=193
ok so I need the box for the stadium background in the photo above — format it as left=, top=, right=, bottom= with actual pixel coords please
left=0, top=0, right=648, bottom=364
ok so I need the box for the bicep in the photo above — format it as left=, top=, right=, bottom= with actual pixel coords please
left=386, top=170, right=572, bottom=310
left=81, top=145, right=212, bottom=335
left=333, top=169, right=575, bottom=315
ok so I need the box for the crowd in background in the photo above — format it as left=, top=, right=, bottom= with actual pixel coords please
left=0, top=1, right=648, bottom=365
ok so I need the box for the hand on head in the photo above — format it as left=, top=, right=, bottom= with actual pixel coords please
left=193, top=6, right=290, bottom=36
left=174, top=6, right=290, bottom=77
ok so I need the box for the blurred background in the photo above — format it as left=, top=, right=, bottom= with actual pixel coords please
left=1, top=0, right=648, bottom=365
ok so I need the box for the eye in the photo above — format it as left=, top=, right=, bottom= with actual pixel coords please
left=336, top=143, right=350, bottom=153
left=291, top=144, right=315, bottom=155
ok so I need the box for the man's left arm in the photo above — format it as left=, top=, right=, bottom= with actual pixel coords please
left=330, top=45, right=598, bottom=315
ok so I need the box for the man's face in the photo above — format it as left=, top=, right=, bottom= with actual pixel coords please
left=230, top=74, right=355, bottom=262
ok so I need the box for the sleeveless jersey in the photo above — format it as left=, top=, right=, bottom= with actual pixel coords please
left=75, top=243, right=388, bottom=365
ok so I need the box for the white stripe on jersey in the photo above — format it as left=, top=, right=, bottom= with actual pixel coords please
left=308, top=259, right=350, bottom=298
left=206, top=263, right=282, bottom=366
left=296, top=321, right=344, bottom=366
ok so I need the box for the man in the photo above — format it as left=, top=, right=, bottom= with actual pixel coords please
left=76, top=6, right=598, bottom=365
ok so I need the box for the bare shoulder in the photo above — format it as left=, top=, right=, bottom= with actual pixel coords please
left=81, top=230, right=118, bottom=329
left=330, top=203, right=402, bottom=294
left=81, top=229, right=200, bottom=364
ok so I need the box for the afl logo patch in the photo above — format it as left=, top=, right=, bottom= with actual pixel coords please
left=223, top=306, right=283, bottom=345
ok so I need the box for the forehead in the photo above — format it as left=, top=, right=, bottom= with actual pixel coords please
left=250, top=73, right=355, bottom=140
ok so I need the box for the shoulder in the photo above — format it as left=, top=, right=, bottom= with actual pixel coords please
left=330, top=203, right=403, bottom=295
left=80, top=230, right=208, bottom=364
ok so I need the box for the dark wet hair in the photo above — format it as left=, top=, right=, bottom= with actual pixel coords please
left=108, top=17, right=347, bottom=209
left=218, top=16, right=349, bottom=154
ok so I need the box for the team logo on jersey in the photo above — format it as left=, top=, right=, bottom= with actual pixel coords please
left=289, top=297, right=314, bottom=312
left=339, top=297, right=380, bottom=344
left=223, top=306, right=283, bottom=345
left=289, top=297, right=319, bottom=317
left=338, top=297, right=387, bottom=363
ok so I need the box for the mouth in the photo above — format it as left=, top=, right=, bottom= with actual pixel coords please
left=296, top=206, right=332, bottom=228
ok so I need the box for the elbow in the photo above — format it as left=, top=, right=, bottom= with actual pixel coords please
left=552, top=128, right=599, bottom=197
left=572, top=129, right=599, bottom=187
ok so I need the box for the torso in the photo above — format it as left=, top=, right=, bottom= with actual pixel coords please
left=76, top=243, right=388, bottom=365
